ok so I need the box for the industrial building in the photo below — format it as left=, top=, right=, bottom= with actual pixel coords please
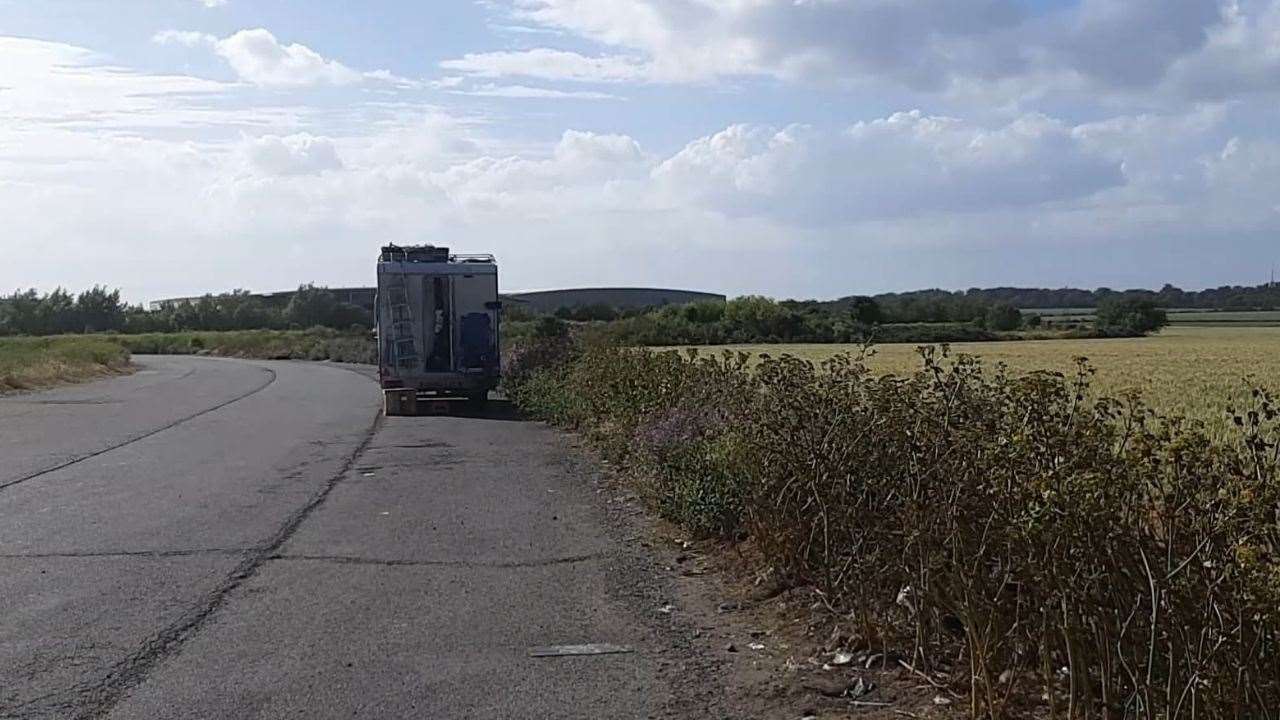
left=150, top=286, right=724, bottom=315
left=149, top=287, right=376, bottom=313
left=501, top=287, right=724, bottom=313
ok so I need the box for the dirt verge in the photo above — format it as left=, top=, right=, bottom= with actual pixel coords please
left=570, top=435, right=972, bottom=720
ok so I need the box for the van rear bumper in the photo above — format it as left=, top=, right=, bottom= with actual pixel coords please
left=379, top=370, right=500, bottom=393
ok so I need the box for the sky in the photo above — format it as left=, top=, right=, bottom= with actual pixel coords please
left=2, top=0, right=1279, bottom=303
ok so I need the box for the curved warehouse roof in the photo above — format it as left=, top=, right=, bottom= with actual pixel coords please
left=149, top=286, right=723, bottom=314
left=503, top=288, right=725, bottom=313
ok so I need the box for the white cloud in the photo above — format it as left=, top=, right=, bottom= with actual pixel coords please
left=0, top=34, right=452, bottom=297
left=0, top=36, right=232, bottom=131
left=456, top=83, right=622, bottom=100
left=1199, top=136, right=1280, bottom=226
left=554, top=129, right=642, bottom=164
left=1046, top=0, right=1223, bottom=89
left=361, top=68, right=425, bottom=89
left=431, top=76, right=466, bottom=89
left=469, top=0, right=1280, bottom=104
left=652, top=112, right=1124, bottom=225
left=490, top=23, right=565, bottom=36
left=212, top=28, right=361, bottom=86
left=441, top=49, right=650, bottom=83
left=1070, top=106, right=1228, bottom=203
left=481, top=0, right=1031, bottom=85
left=6, top=31, right=1280, bottom=300
left=152, top=30, right=216, bottom=48
left=239, top=133, right=343, bottom=176
left=3, top=98, right=1277, bottom=299
left=198, top=0, right=228, bottom=7
left=430, top=130, right=648, bottom=216
left=154, top=27, right=419, bottom=87
left=1165, top=0, right=1280, bottom=99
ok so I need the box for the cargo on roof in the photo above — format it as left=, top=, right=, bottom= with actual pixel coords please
left=375, top=244, right=501, bottom=411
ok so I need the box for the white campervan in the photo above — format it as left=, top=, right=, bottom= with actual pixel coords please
left=376, top=245, right=500, bottom=410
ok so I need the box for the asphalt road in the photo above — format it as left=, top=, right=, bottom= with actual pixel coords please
left=0, top=356, right=703, bottom=719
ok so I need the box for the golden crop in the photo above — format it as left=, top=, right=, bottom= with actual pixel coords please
left=678, top=326, right=1280, bottom=433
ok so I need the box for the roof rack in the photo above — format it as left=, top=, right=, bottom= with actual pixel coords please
left=450, top=253, right=496, bottom=263
left=380, top=244, right=449, bottom=263
left=379, top=245, right=495, bottom=264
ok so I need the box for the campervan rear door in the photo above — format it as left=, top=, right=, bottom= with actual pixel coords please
left=451, top=271, right=499, bottom=371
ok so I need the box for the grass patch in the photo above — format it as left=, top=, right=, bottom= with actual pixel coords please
left=1042, top=309, right=1280, bottom=327
left=1167, top=309, right=1280, bottom=325
left=1, top=328, right=375, bottom=395
left=0, top=336, right=132, bottom=393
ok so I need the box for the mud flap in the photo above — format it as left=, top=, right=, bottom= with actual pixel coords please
left=383, top=388, right=418, bottom=416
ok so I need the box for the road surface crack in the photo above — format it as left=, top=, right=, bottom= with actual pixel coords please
left=0, top=365, right=278, bottom=495
left=3, top=383, right=383, bottom=720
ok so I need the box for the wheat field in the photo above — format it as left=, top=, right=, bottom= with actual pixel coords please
left=679, top=326, right=1280, bottom=431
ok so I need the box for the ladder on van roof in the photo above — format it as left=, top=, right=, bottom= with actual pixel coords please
left=385, top=274, right=419, bottom=370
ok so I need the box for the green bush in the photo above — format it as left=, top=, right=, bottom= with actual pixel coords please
left=682, top=300, right=726, bottom=324
left=984, top=301, right=1023, bottom=331
left=848, top=296, right=883, bottom=325
left=1096, top=297, right=1169, bottom=336
left=506, top=335, right=1280, bottom=719
left=864, top=322, right=996, bottom=344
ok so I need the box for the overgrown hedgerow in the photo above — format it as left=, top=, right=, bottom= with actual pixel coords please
left=108, top=328, right=375, bottom=363
left=504, top=334, right=1280, bottom=720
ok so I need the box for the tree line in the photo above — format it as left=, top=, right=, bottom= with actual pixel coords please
left=0, top=281, right=1174, bottom=342
left=547, top=294, right=1166, bottom=347
left=545, top=283, right=1213, bottom=337
left=0, top=285, right=370, bottom=336
left=856, top=281, right=1280, bottom=319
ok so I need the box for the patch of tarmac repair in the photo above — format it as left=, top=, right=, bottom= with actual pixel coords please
left=381, top=440, right=454, bottom=449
